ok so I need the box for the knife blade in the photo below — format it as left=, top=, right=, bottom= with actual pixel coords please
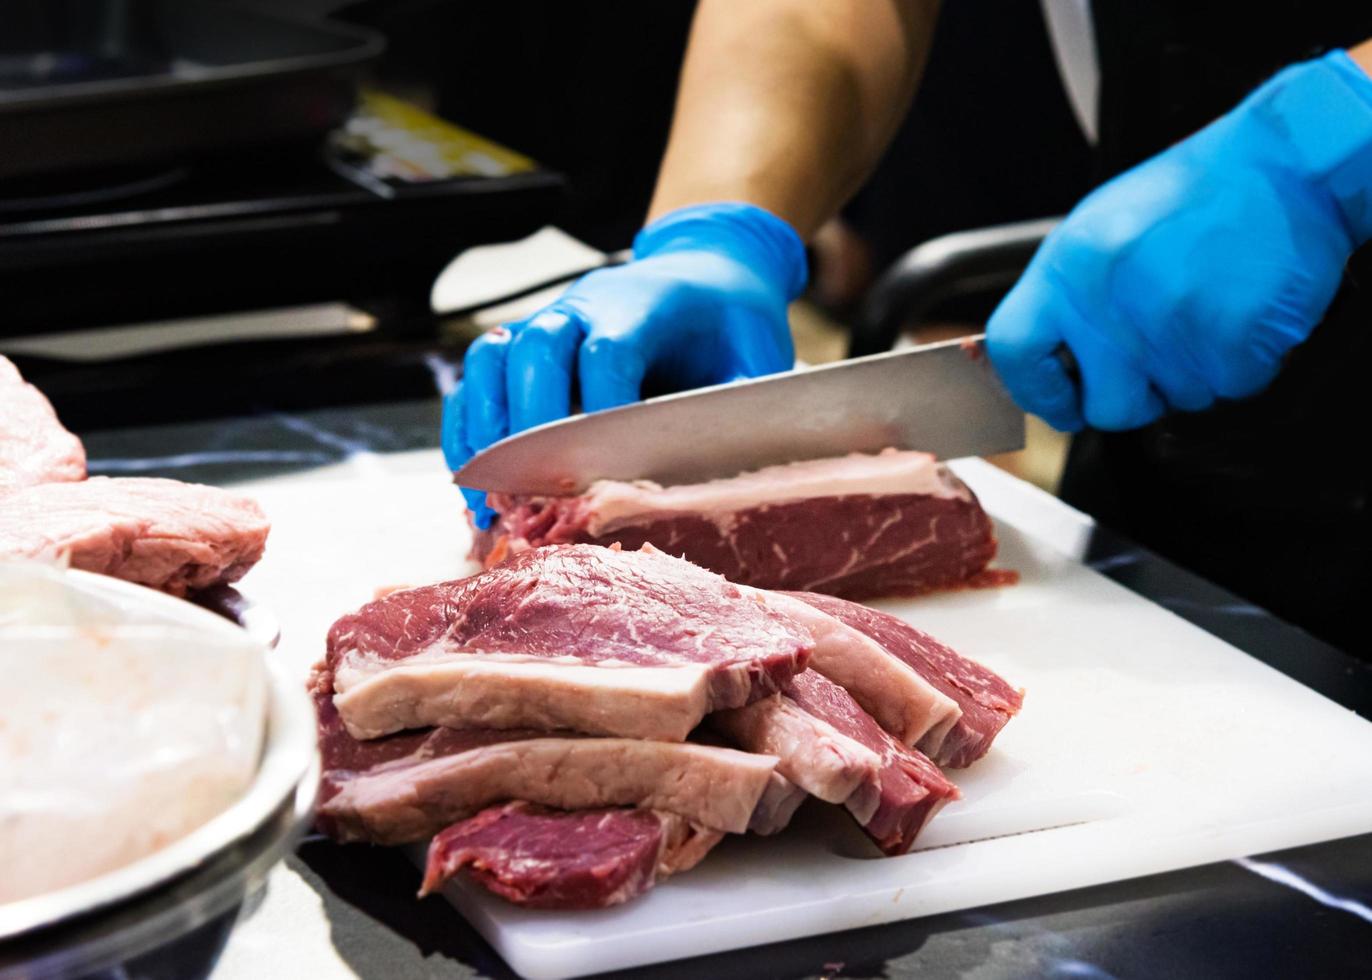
left=455, top=333, right=1025, bottom=495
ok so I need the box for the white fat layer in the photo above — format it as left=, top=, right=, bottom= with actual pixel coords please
left=324, top=738, right=779, bottom=841
left=712, top=694, right=881, bottom=806
left=656, top=816, right=725, bottom=876
left=333, top=655, right=714, bottom=742
left=749, top=773, right=809, bottom=836
left=335, top=644, right=715, bottom=683
left=759, top=591, right=962, bottom=748
left=582, top=449, right=968, bottom=535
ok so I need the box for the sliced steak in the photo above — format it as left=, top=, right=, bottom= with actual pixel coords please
left=472, top=450, right=1009, bottom=599
left=326, top=543, right=812, bottom=742
left=0, top=477, right=269, bottom=596
left=420, top=802, right=722, bottom=909
left=689, top=729, right=809, bottom=835
left=759, top=590, right=961, bottom=748
left=717, top=671, right=960, bottom=855
left=0, top=355, right=85, bottom=490
left=748, top=771, right=809, bottom=836
left=312, top=681, right=781, bottom=845
left=788, top=592, right=1023, bottom=767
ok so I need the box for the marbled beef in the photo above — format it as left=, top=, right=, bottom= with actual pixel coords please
left=471, top=450, right=1008, bottom=599
left=715, top=671, right=959, bottom=855
left=420, top=802, right=721, bottom=909
left=326, top=544, right=811, bottom=742
left=788, top=592, right=1023, bottom=767
left=311, top=679, right=785, bottom=845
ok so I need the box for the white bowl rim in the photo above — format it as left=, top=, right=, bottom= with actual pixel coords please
left=0, top=570, right=318, bottom=940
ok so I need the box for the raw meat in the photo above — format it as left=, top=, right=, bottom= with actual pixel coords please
left=789, top=592, right=1023, bottom=767
left=759, top=590, right=961, bottom=748
left=749, top=771, right=809, bottom=836
left=471, top=450, right=1007, bottom=599
left=0, top=477, right=270, bottom=596
left=326, top=543, right=811, bottom=742
left=311, top=680, right=783, bottom=845
left=420, top=802, right=722, bottom=909
left=715, top=671, right=959, bottom=855
left=0, top=355, right=85, bottom=490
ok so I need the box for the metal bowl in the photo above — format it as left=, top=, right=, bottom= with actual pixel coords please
left=0, top=570, right=318, bottom=979
left=190, top=582, right=283, bottom=650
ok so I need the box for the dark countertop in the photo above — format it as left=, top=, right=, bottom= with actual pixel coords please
left=78, top=394, right=1372, bottom=980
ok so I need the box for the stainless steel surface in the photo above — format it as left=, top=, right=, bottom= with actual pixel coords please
left=0, top=572, right=316, bottom=942
left=457, top=334, right=1026, bottom=495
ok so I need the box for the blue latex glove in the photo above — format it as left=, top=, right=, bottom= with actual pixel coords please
left=987, top=51, right=1372, bottom=433
left=443, top=201, right=808, bottom=527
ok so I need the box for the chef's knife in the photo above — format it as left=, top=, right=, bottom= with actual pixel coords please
left=455, top=333, right=1024, bottom=495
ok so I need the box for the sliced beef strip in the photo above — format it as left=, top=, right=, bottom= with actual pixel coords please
left=0, top=355, right=85, bottom=491
left=787, top=591, right=1023, bottom=767
left=420, top=802, right=722, bottom=910
left=326, top=543, right=812, bottom=742
left=758, top=590, right=962, bottom=748
left=0, top=477, right=269, bottom=596
left=748, top=770, right=809, bottom=836
left=471, top=450, right=1009, bottom=599
left=717, top=671, right=960, bottom=856
left=312, top=679, right=782, bottom=845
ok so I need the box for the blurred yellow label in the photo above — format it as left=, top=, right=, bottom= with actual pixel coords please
left=337, top=90, right=538, bottom=181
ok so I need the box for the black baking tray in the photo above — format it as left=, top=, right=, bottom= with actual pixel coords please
left=0, top=0, right=385, bottom=180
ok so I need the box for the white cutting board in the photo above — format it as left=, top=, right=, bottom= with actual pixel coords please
left=231, top=452, right=1372, bottom=980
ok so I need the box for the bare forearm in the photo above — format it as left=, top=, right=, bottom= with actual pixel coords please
left=1352, top=37, right=1372, bottom=76
left=647, top=0, right=939, bottom=238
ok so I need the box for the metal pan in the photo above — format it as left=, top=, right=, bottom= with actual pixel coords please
left=0, top=0, right=384, bottom=180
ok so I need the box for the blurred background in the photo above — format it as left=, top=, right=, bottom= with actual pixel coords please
left=0, top=0, right=1092, bottom=489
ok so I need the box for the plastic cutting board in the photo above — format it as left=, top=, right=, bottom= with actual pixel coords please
left=231, top=452, right=1372, bottom=980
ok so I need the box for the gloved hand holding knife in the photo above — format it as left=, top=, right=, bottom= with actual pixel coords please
left=444, top=202, right=806, bottom=528
left=443, top=0, right=1372, bottom=538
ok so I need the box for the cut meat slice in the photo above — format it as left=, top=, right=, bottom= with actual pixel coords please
left=420, top=802, right=722, bottom=909
left=312, top=681, right=781, bottom=845
left=471, top=450, right=1009, bottom=599
left=0, top=355, right=85, bottom=490
left=711, top=688, right=882, bottom=807
left=690, top=730, right=808, bottom=835
left=0, top=477, right=269, bottom=596
left=788, top=592, right=1023, bottom=768
left=717, top=671, right=960, bottom=855
left=748, top=771, right=808, bottom=836
left=326, top=543, right=812, bottom=742
left=758, top=590, right=961, bottom=749
left=784, top=672, right=959, bottom=854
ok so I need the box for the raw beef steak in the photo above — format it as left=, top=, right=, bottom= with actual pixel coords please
left=788, top=592, right=1023, bottom=767
left=716, top=671, right=959, bottom=855
left=759, top=590, right=961, bottom=748
left=748, top=771, right=809, bottom=836
left=0, top=477, right=269, bottom=596
left=420, top=802, right=722, bottom=909
left=312, top=680, right=783, bottom=845
left=471, top=450, right=1008, bottom=599
left=326, top=543, right=812, bottom=742
left=0, top=355, right=85, bottom=490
